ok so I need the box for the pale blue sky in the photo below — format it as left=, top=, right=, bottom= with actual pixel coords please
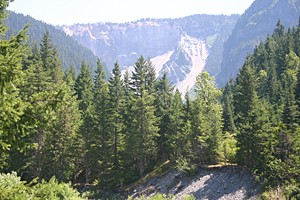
left=8, top=0, right=255, bottom=25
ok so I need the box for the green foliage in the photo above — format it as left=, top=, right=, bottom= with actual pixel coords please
left=191, top=71, right=223, bottom=164
left=220, top=132, right=237, bottom=164
left=75, top=61, right=95, bottom=183
left=126, top=90, right=159, bottom=176
left=0, top=0, right=29, bottom=168
left=90, top=59, right=111, bottom=185
left=3, top=0, right=300, bottom=197
left=0, top=172, right=85, bottom=200
left=218, top=0, right=300, bottom=86
left=75, top=61, right=94, bottom=112
left=155, top=73, right=174, bottom=160
left=168, top=90, right=191, bottom=161
left=106, top=61, right=126, bottom=186
left=147, top=194, right=167, bottom=200
left=5, top=12, right=105, bottom=75
left=234, top=61, right=260, bottom=166
left=227, top=20, right=300, bottom=195
left=175, top=156, right=191, bottom=174
left=125, top=56, right=159, bottom=176
left=33, top=177, right=84, bottom=200
left=222, top=79, right=236, bottom=134
left=42, top=82, right=83, bottom=182
left=182, top=195, right=196, bottom=200
left=0, top=172, right=30, bottom=200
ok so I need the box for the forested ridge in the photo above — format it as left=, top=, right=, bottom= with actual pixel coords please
left=1, top=0, right=300, bottom=199
left=4, top=11, right=106, bottom=75
left=217, top=0, right=300, bottom=87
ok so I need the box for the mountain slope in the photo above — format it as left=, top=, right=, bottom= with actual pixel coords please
left=169, top=34, right=208, bottom=93
left=5, top=12, right=105, bottom=74
left=217, top=0, right=300, bottom=86
left=61, top=15, right=239, bottom=93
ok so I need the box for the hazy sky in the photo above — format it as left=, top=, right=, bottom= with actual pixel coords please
left=8, top=0, right=255, bottom=25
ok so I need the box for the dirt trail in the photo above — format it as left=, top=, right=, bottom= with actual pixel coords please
left=129, top=166, right=261, bottom=200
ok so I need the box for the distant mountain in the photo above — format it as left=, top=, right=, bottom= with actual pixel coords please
left=217, top=0, right=300, bottom=86
left=5, top=12, right=106, bottom=74
left=61, top=15, right=239, bottom=93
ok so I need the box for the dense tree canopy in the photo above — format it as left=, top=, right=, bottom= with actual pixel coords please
left=1, top=0, right=300, bottom=198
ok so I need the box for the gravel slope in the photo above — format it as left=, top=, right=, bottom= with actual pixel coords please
left=129, top=166, right=261, bottom=200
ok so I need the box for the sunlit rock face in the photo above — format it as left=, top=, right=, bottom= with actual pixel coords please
left=62, top=15, right=239, bottom=93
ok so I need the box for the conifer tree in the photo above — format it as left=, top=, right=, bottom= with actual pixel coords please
left=234, top=61, right=257, bottom=167
left=145, top=59, right=157, bottom=93
left=168, top=89, right=191, bottom=161
left=273, top=21, right=288, bottom=77
left=222, top=79, right=236, bottom=133
left=92, top=59, right=110, bottom=183
left=123, top=69, right=131, bottom=98
left=108, top=62, right=126, bottom=185
left=191, top=71, right=223, bottom=164
left=63, top=65, right=77, bottom=86
left=126, top=92, right=159, bottom=176
left=296, top=68, right=300, bottom=121
left=130, top=56, right=156, bottom=96
left=75, top=62, right=94, bottom=112
left=14, top=34, right=83, bottom=182
left=75, top=61, right=94, bottom=183
left=42, top=81, right=83, bottom=182
left=36, top=31, right=83, bottom=182
left=0, top=0, right=29, bottom=168
left=281, top=52, right=299, bottom=130
left=18, top=44, right=56, bottom=180
left=154, top=72, right=173, bottom=160
left=126, top=57, right=159, bottom=176
left=184, top=91, right=192, bottom=122
left=234, top=60, right=271, bottom=168
left=40, top=31, right=63, bottom=84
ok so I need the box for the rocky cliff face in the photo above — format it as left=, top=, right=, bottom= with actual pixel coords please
left=63, top=21, right=181, bottom=68
left=61, top=15, right=239, bottom=93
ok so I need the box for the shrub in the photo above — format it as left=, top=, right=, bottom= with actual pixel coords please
left=0, top=172, right=85, bottom=200
left=0, top=172, right=30, bottom=200
left=33, top=177, right=84, bottom=200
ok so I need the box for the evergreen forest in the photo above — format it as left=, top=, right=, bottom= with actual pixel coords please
left=1, top=0, right=300, bottom=199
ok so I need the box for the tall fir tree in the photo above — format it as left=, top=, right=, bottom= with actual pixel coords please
left=234, top=60, right=271, bottom=168
left=75, top=61, right=94, bottom=183
left=191, top=71, right=223, bottom=164
left=40, top=31, right=63, bottom=84
left=154, top=72, right=173, bottom=160
left=107, top=62, right=126, bottom=186
left=38, top=32, right=83, bottom=182
left=130, top=56, right=157, bottom=96
left=90, top=59, right=110, bottom=184
left=18, top=43, right=56, bottom=180
left=63, top=65, right=77, bottom=86
left=126, top=57, right=159, bottom=176
left=281, top=51, right=299, bottom=130
left=222, top=79, right=236, bottom=134
left=0, top=0, right=29, bottom=169
left=42, top=81, right=83, bottom=182
left=168, top=89, right=191, bottom=161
